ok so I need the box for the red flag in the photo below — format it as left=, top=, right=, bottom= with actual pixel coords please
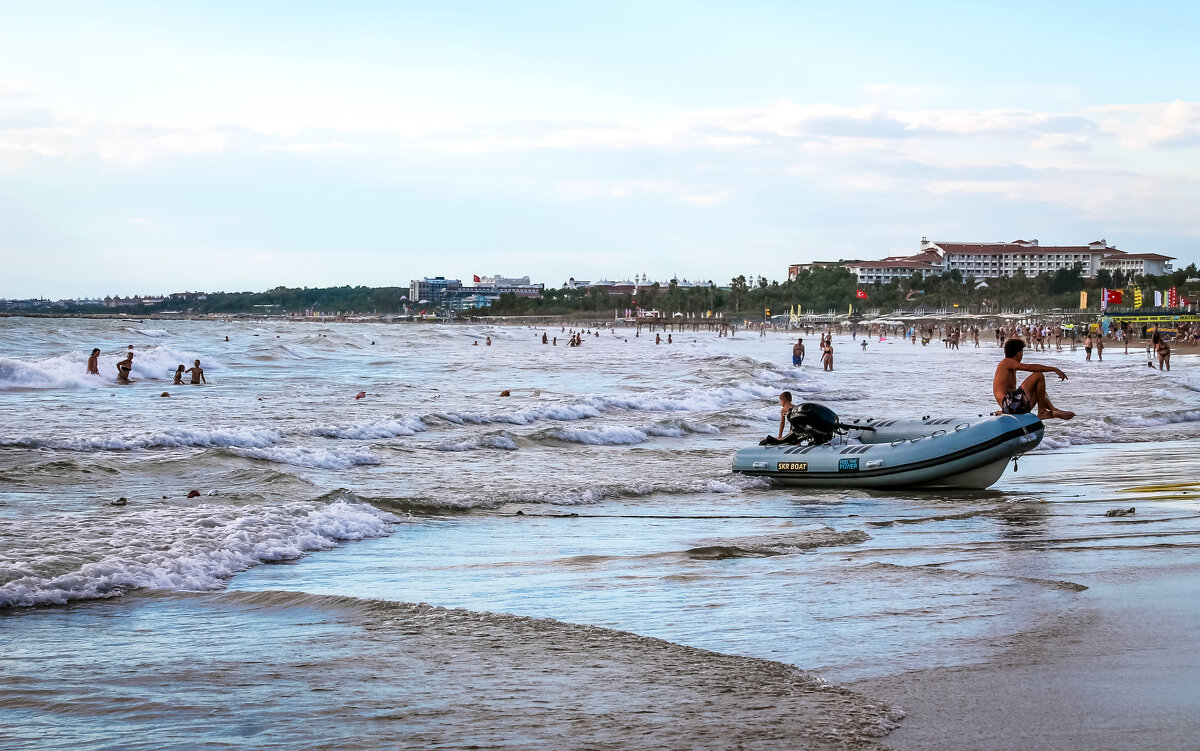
left=1103, top=289, right=1123, bottom=305
left=855, top=289, right=868, bottom=299
left=1168, top=287, right=1179, bottom=307
left=473, top=275, right=481, bottom=283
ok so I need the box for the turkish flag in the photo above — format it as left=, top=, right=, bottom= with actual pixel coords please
left=473, top=275, right=481, bottom=283
left=856, top=290, right=868, bottom=299
left=1103, top=289, right=1123, bottom=304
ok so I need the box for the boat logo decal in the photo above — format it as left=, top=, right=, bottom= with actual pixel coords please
left=838, top=458, right=860, bottom=472
left=777, top=462, right=809, bottom=472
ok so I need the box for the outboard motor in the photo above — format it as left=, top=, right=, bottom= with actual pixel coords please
left=787, top=402, right=840, bottom=445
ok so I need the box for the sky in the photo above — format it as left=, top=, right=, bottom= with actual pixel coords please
left=2, top=0, right=1199, bottom=299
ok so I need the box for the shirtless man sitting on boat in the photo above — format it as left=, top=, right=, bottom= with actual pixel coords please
left=993, top=338, right=1074, bottom=420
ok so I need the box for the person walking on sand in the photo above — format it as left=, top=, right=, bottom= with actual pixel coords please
left=993, top=339, right=1074, bottom=420
left=186, top=359, right=206, bottom=384
left=86, top=348, right=101, bottom=375
left=792, top=338, right=805, bottom=367
left=116, top=352, right=134, bottom=383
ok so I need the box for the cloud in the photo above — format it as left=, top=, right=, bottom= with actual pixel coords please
left=1089, top=100, right=1200, bottom=149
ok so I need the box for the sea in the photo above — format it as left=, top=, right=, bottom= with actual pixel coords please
left=2, top=317, right=1198, bottom=749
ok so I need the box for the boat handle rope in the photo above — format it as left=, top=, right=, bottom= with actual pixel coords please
left=931, top=429, right=946, bottom=438
left=955, top=423, right=969, bottom=432
left=890, top=438, right=905, bottom=447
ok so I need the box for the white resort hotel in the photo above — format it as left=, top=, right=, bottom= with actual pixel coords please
left=792, top=238, right=1175, bottom=286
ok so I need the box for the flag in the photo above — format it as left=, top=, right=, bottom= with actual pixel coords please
left=473, top=275, right=481, bottom=283
left=1079, top=291, right=1088, bottom=309
left=1103, top=289, right=1123, bottom=305
left=1134, top=288, right=1143, bottom=308
left=849, top=304, right=853, bottom=315
left=856, top=289, right=868, bottom=299
left=1168, top=287, right=1179, bottom=307
left=1154, top=290, right=1163, bottom=307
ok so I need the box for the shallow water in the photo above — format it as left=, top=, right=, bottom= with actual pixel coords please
left=2, top=317, right=1198, bottom=748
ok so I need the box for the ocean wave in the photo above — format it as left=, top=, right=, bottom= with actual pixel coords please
left=367, top=473, right=773, bottom=512
left=310, top=416, right=428, bottom=440
left=1037, top=413, right=1200, bottom=450
left=687, top=527, right=871, bottom=559
left=0, top=356, right=103, bottom=390
left=0, top=345, right=220, bottom=390
left=0, top=500, right=395, bottom=608
left=0, top=427, right=284, bottom=451
left=1109, top=409, right=1200, bottom=428
left=429, top=431, right=520, bottom=451
left=228, top=446, right=380, bottom=469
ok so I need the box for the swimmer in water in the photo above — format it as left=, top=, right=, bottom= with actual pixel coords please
left=116, top=352, right=134, bottom=383
left=187, top=359, right=207, bottom=384
left=173, top=365, right=185, bottom=385
left=86, top=348, right=101, bottom=375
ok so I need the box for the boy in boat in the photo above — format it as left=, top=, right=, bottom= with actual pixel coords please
left=776, top=391, right=794, bottom=440
left=993, top=339, right=1074, bottom=420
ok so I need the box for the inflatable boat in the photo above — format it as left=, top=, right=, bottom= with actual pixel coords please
left=732, top=404, right=1044, bottom=490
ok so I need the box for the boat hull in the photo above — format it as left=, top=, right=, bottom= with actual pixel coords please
left=732, top=413, right=1044, bottom=490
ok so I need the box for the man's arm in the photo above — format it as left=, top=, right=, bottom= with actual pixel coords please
left=1014, top=362, right=1067, bottom=380
left=778, top=413, right=786, bottom=439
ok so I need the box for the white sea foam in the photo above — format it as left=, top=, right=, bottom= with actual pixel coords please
left=311, top=416, right=428, bottom=440
left=0, top=344, right=223, bottom=389
left=0, top=427, right=285, bottom=451
left=229, top=446, right=381, bottom=469
left=0, top=356, right=103, bottom=390
left=430, top=432, right=520, bottom=451
left=544, top=425, right=650, bottom=445
left=0, top=500, right=395, bottom=608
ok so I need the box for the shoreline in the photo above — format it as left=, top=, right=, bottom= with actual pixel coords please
left=850, top=566, right=1200, bottom=750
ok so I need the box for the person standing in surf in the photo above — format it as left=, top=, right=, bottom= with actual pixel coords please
left=993, top=339, right=1073, bottom=419
left=187, top=359, right=207, bottom=384
left=116, top=352, right=134, bottom=383
left=86, top=348, right=101, bottom=375
left=792, top=338, right=805, bottom=367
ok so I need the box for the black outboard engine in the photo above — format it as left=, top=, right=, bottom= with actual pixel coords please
left=787, top=402, right=840, bottom=445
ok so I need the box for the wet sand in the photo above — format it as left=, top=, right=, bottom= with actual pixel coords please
left=850, top=568, right=1200, bottom=750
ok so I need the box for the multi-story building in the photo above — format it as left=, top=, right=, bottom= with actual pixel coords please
left=409, top=277, right=462, bottom=303
left=1099, top=252, right=1174, bottom=277
left=827, top=237, right=1176, bottom=285
left=843, top=250, right=944, bottom=285
left=934, top=239, right=1117, bottom=278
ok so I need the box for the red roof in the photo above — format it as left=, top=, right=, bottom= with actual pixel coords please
left=1103, top=253, right=1173, bottom=261
left=936, top=243, right=1110, bottom=256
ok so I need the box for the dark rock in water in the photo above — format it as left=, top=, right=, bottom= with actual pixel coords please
left=111, top=497, right=128, bottom=506
left=186, top=490, right=201, bottom=498
left=1105, top=507, right=1136, bottom=517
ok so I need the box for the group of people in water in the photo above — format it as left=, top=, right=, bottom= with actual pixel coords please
left=790, top=336, right=835, bottom=371
left=84, top=345, right=206, bottom=385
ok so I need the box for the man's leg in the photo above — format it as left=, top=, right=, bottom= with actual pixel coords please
left=1021, top=372, right=1073, bottom=420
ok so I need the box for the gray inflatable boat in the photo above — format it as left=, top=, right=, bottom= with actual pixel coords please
left=732, top=407, right=1044, bottom=490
